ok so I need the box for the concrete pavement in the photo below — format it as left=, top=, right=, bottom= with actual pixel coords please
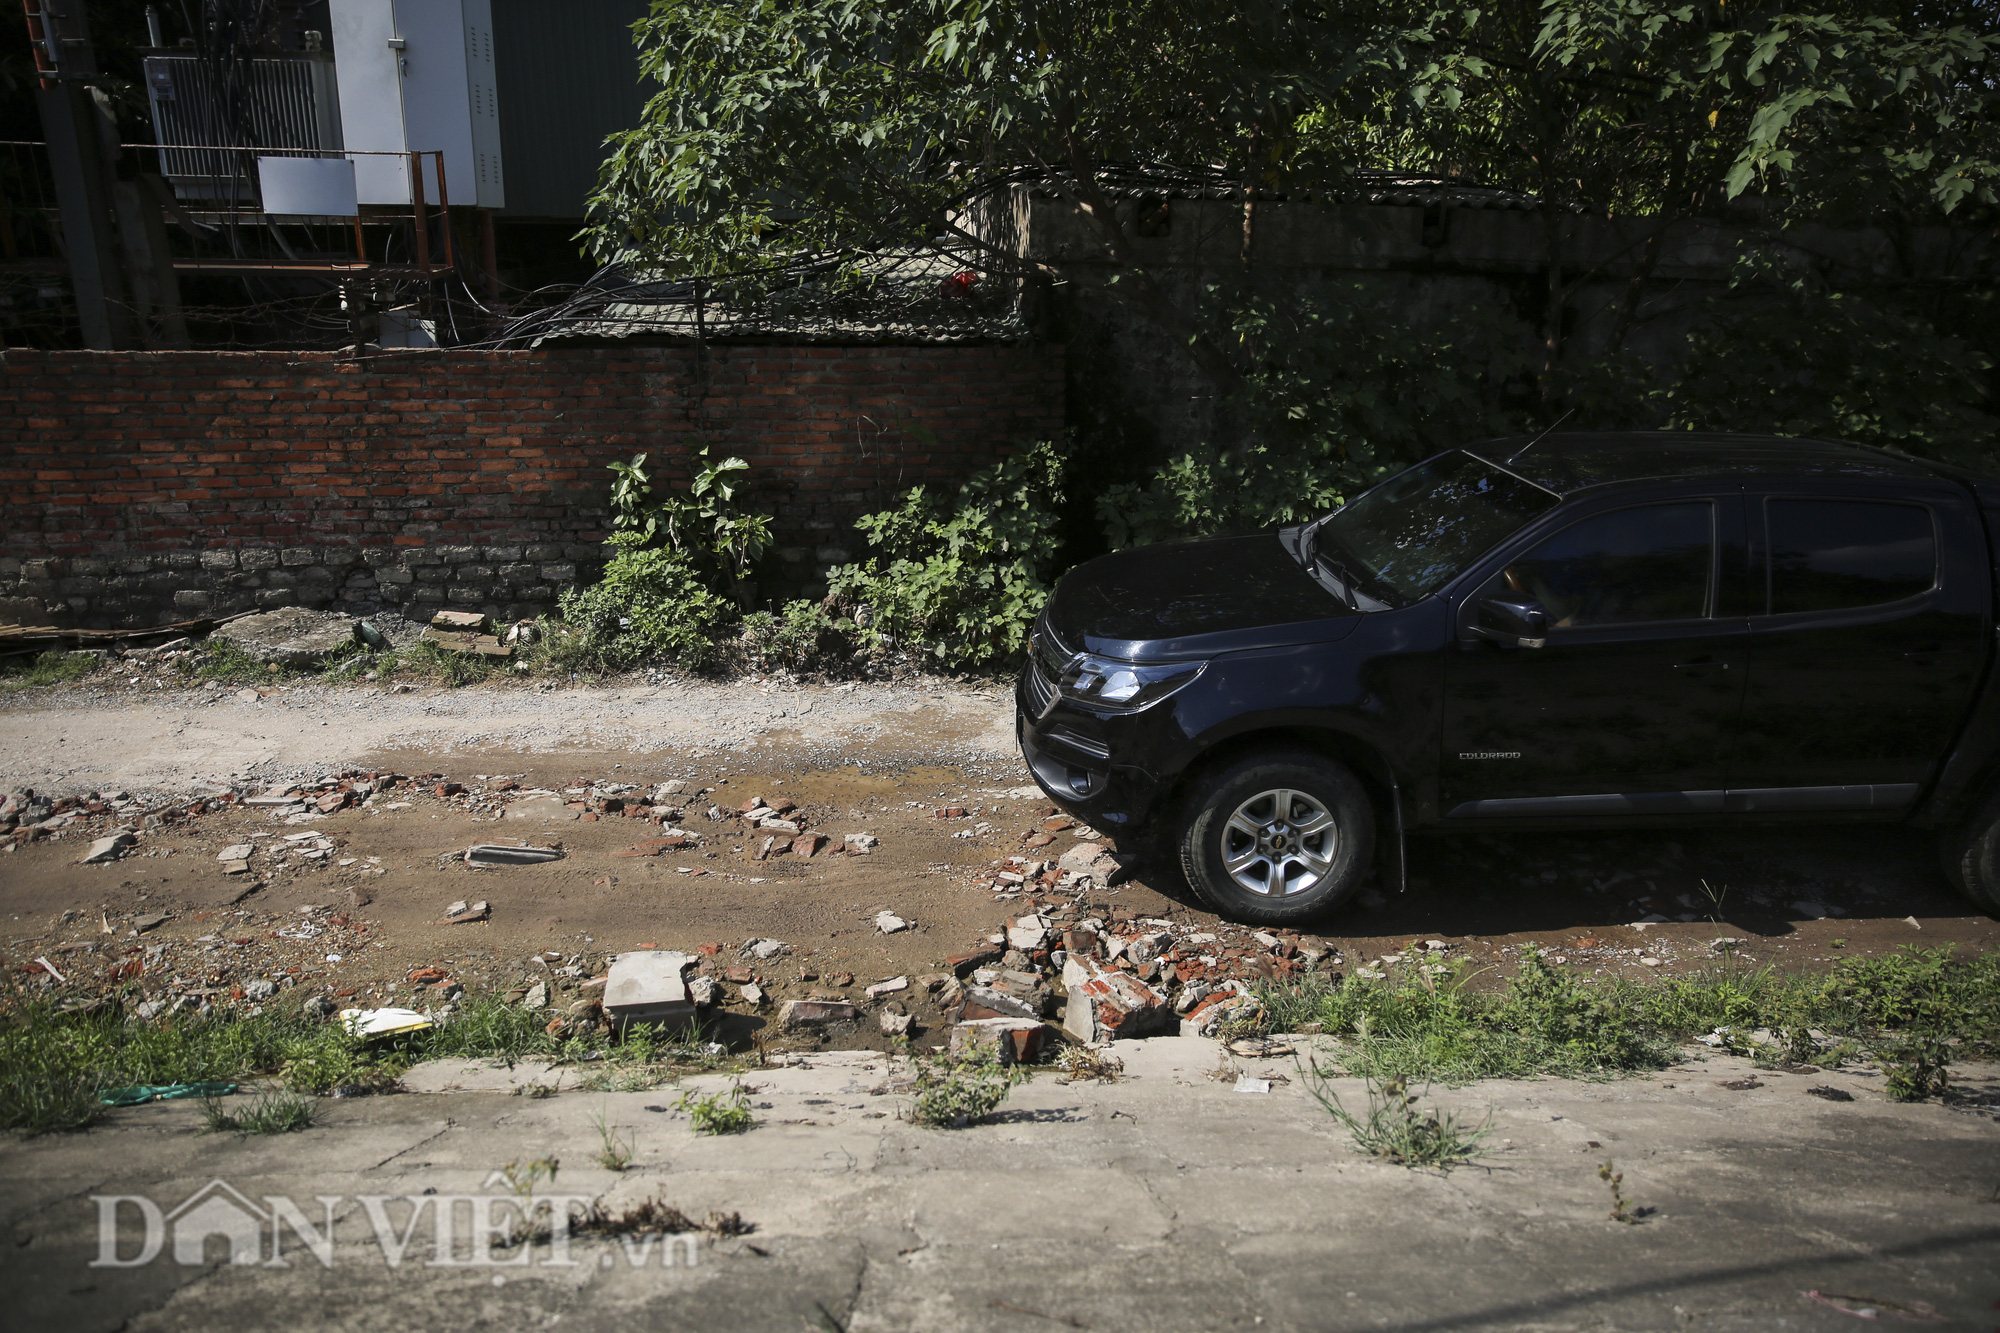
left=3, top=1040, right=1997, bottom=1332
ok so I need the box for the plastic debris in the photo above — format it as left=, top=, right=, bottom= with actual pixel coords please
left=465, top=843, right=563, bottom=866
left=339, top=1007, right=435, bottom=1038
left=100, top=1081, right=238, bottom=1106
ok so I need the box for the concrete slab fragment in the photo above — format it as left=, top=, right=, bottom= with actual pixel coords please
left=603, top=950, right=694, bottom=1025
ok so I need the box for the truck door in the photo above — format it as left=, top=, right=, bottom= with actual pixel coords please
left=1440, top=494, right=1752, bottom=817
left=1729, top=489, right=1987, bottom=807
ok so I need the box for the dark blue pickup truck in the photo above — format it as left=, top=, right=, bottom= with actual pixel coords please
left=1019, top=432, right=2000, bottom=925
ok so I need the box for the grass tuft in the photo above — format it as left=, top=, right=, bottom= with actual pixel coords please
left=202, top=1088, right=319, bottom=1135
left=592, top=1105, right=636, bottom=1169
left=0, top=650, right=98, bottom=692
left=1304, top=1068, right=1490, bottom=1168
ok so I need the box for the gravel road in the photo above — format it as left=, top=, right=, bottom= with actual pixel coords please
left=0, top=675, right=1022, bottom=798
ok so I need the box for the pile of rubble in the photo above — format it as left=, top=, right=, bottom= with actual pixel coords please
left=494, top=897, right=1346, bottom=1064
left=0, top=771, right=424, bottom=850
left=944, top=896, right=1339, bottom=1055
left=17, top=903, right=388, bottom=1016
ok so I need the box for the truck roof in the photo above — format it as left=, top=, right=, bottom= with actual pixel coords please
left=1468, top=431, right=1944, bottom=495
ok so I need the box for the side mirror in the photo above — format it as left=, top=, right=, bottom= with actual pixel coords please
left=1470, top=596, right=1549, bottom=649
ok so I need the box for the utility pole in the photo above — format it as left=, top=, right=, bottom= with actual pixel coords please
left=24, top=0, right=134, bottom=348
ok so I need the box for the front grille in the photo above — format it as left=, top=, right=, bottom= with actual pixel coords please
left=1022, top=613, right=1069, bottom=715
left=1023, top=657, right=1055, bottom=713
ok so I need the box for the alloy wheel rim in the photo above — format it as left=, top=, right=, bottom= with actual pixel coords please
left=1220, top=788, right=1337, bottom=897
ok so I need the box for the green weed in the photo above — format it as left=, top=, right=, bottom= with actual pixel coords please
left=676, top=1083, right=754, bottom=1135
left=0, top=650, right=98, bottom=692
left=740, top=600, right=844, bottom=672
left=592, top=1105, right=636, bottom=1169
left=192, top=639, right=293, bottom=684
left=1304, top=1069, right=1490, bottom=1168
left=1599, top=1161, right=1641, bottom=1223
left=1256, top=945, right=1998, bottom=1087
left=203, top=1088, right=319, bottom=1135
left=905, top=1048, right=1026, bottom=1128
left=0, top=993, right=725, bottom=1138
left=398, top=636, right=498, bottom=687
left=318, top=648, right=391, bottom=683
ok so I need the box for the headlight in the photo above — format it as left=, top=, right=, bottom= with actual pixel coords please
left=1056, top=653, right=1206, bottom=712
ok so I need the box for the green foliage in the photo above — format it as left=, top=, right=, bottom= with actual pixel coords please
left=1257, top=945, right=1998, bottom=1086
left=202, top=1088, right=319, bottom=1135
left=0, top=1000, right=342, bottom=1134
left=550, top=534, right=732, bottom=673
left=0, top=1033, right=103, bottom=1133
left=828, top=441, right=1065, bottom=670
left=1497, top=947, right=1662, bottom=1071
left=192, top=639, right=289, bottom=684
left=280, top=1043, right=402, bottom=1097
left=1304, top=1070, right=1491, bottom=1168
left=0, top=650, right=97, bottom=692
left=740, top=599, right=845, bottom=672
left=593, top=1, right=1371, bottom=271
left=1100, top=290, right=1540, bottom=546
left=0, top=993, right=731, bottom=1137
left=905, top=1047, right=1026, bottom=1128
left=397, top=637, right=498, bottom=688
left=1101, top=259, right=2000, bottom=553
left=1655, top=254, right=2000, bottom=473
left=609, top=446, right=773, bottom=586
left=675, top=1082, right=754, bottom=1134
left=593, top=2, right=1398, bottom=389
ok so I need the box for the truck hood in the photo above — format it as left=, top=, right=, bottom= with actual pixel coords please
left=1045, top=533, right=1360, bottom=661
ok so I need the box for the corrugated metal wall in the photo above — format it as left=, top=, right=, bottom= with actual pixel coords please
left=490, top=0, right=651, bottom=219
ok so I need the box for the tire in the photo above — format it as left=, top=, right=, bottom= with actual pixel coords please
left=1177, top=749, right=1376, bottom=926
left=1938, top=789, right=2000, bottom=917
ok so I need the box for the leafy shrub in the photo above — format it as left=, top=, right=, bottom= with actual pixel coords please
left=739, top=599, right=845, bottom=672
left=905, top=1048, right=1026, bottom=1127
left=1496, top=946, right=1662, bottom=1071
left=547, top=534, right=731, bottom=673
left=675, top=1083, right=753, bottom=1134
left=607, top=445, right=773, bottom=594
left=826, top=440, right=1065, bottom=671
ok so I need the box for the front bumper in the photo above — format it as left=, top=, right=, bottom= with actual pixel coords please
left=1015, top=655, right=1175, bottom=831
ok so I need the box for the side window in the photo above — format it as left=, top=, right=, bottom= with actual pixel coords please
left=1767, top=499, right=1935, bottom=614
left=1496, top=502, right=1714, bottom=628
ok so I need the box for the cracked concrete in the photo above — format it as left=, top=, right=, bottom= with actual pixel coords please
left=3, top=1042, right=1996, bottom=1331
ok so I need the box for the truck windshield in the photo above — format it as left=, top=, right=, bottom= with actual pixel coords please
left=1311, top=451, right=1558, bottom=607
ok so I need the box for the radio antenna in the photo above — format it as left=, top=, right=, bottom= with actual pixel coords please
left=1508, top=408, right=1576, bottom=461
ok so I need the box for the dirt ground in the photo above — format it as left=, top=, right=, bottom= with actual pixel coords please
left=3, top=674, right=1998, bottom=1039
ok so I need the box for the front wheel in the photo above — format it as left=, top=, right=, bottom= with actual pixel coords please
left=1177, top=750, right=1375, bottom=926
left=1938, top=789, right=2000, bottom=917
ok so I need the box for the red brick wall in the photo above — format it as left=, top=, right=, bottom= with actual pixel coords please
left=0, top=344, right=1064, bottom=626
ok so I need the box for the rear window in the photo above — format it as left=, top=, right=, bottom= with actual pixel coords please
left=1767, top=499, right=1936, bottom=613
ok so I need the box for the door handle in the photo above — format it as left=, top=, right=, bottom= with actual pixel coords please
left=1673, top=660, right=1730, bottom=674
left=1904, top=648, right=1964, bottom=663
